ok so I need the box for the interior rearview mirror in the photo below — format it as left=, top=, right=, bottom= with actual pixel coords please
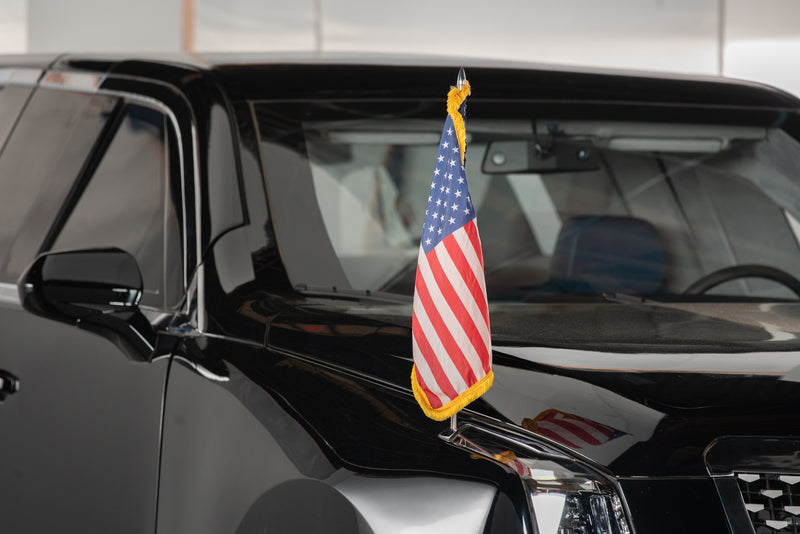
left=18, top=248, right=155, bottom=361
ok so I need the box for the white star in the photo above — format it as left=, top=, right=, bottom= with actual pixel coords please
left=436, top=199, right=441, bottom=206
left=428, top=225, right=434, bottom=232
left=440, top=214, right=445, bottom=221
left=425, top=209, right=428, bottom=215
left=425, top=238, right=432, bottom=245
left=438, top=155, right=444, bottom=162
left=430, top=182, right=435, bottom=189
left=432, top=212, right=438, bottom=219
left=452, top=203, right=458, bottom=211
left=458, top=177, right=464, bottom=184
left=449, top=217, right=455, bottom=224
left=437, top=228, right=442, bottom=235
left=428, top=196, right=431, bottom=202
left=440, top=185, right=445, bottom=192
left=452, top=147, right=459, bottom=154
left=449, top=159, right=456, bottom=167
left=445, top=187, right=450, bottom=194
left=447, top=173, right=453, bottom=181
left=442, top=141, right=449, bottom=148
left=463, top=207, right=470, bottom=215
left=447, top=128, right=453, bottom=136
left=455, top=190, right=462, bottom=198
left=434, top=168, right=440, bottom=176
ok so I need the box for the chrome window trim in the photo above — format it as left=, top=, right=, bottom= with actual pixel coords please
left=95, top=73, right=203, bottom=328
left=0, top=282, right=19, bottom=305
left=40, top=70, right=104, bottom=91
left=0, top=68, right=42, bottom=86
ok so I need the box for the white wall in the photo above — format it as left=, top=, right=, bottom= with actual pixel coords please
left=3, top=0, right=800, bottom=97
left=27, top=0, right=181, bottom=53
left=318, top=0, right=720, bottom=75
left=724, top=0, right=800, bottom=97
left=0, top=0, right=26, bottom=54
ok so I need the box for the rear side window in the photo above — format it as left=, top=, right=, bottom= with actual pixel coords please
left=0, top=88, right=116, bottom=282
left=49, top=104, right=183, bottom=308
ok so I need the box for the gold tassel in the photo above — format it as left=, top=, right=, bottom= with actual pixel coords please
left=446, top=80, right=471, bottom=165
left=411, top=365, right=493, bottom=421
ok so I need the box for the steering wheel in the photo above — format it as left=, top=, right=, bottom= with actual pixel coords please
left=684, top=264, right=800, bottom=297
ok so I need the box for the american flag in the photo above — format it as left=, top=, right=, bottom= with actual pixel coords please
left=410, top=79, right=493, bottom=421
left=523, top=410, right=627, bottom=449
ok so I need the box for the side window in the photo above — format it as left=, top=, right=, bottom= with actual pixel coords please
left=0, top=88, right=117, bottom=282
left=50, top=103, right=183, bottom=309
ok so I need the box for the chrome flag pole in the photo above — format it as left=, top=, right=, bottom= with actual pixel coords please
left=451, top=67, right=467, bottom=434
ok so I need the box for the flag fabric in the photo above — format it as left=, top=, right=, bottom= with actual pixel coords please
left=411, top=77, right=493, bottom=421
left=522, top=410, right=627, bottom=449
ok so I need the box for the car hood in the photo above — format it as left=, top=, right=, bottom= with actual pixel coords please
left=266, top=298, right=800, bottom=476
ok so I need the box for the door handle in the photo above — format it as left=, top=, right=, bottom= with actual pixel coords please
left=0, top=370, right=19, bottom=400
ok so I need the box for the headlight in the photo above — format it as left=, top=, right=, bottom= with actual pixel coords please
left=443, top=421, right=632, bottom=534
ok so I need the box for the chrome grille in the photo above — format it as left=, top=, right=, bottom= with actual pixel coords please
left=737, top=473, right=800, bottom=533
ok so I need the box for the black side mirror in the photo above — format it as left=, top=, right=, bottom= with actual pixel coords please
left=18, top=248, right=156, bottom=361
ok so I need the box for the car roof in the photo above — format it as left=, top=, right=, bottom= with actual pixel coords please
left=5, top=52, right=799, bottom=110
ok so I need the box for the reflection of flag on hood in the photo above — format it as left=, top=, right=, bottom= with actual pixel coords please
left=411, top=76, right=493, bottom=421
left=523, top=409, right=627, bottom=449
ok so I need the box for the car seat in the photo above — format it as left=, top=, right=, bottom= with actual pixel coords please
left=546, top=215, right=665, bottom=294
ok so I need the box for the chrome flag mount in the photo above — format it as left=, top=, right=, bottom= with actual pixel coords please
left=411, top=70, right=493, bottom=421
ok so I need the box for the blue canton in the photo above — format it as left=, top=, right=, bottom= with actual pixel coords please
left=421, top=114, right=474, bottom=254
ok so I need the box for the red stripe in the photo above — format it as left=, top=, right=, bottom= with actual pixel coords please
left=412, top=311, right=458, bottom=402
left=463, top=220, right=485, bottom=269
left=535, top=426, right=580, bottom=449
left=415, top=266, right=478, bottom=387
left=413, top=365, right=442, bottom=409
left=574, top=419, right=614, bottom=438
left=427, top=246, right=490, bottom=371
left=550, top=412, right=614, bottom=438
left=442, top=231, right=490, bottom=339
left=544, top=416, right=603, bottom=446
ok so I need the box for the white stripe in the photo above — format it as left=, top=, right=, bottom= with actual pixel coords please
left=419, top=250, right=485, bottom=382
left=453, top=223, right=488, bottom=300
left=436, top=232, right=491, bottom=347
left=537, top=420, right=593, bottom=447
left=411, top=334, right=450, bottom=407
left=412, top=286, right=469, bottom=393
left=552, top=413, right=612, bottom=442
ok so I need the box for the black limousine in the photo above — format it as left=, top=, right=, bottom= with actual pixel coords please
left=1, top=53, right=800, bottom=533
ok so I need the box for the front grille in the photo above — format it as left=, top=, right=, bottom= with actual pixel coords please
left=737, top=473, right=800, bottom=533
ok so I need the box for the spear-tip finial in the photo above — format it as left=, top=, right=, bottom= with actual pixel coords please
left=457, top=67, right=467, bottom=90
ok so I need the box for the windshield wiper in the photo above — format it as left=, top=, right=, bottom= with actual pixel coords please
left=602, top=292, right=648, bottom=304
left=294, top=284, right=413, bottom=304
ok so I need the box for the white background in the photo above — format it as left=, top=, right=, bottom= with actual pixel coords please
left=1, top=0, right=799, bottom=96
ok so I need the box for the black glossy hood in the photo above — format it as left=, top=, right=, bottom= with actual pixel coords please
left=266, top=298, right=800, bottom=476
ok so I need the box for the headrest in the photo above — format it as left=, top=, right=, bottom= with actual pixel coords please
left=550, top=215, right=665, bottom=294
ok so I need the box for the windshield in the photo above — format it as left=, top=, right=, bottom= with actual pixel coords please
left=253, top=100, right=800, bottom=302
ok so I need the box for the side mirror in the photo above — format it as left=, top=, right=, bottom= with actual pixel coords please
left=18, top=248, right=156, bottom=361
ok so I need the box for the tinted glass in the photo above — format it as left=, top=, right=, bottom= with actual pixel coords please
left=254, top=101, right=800, bottom=302
left=51, top=104, right=183, bottom=308
left=0, top=88, right=117, bottom=282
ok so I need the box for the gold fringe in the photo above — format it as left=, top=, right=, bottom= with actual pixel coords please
left=446, top=80, right=471, bottom=165
left=411, top=365, right=493, bottom=421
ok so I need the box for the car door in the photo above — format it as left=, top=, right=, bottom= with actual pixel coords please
left=0, top=71, right=185, bottom=532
